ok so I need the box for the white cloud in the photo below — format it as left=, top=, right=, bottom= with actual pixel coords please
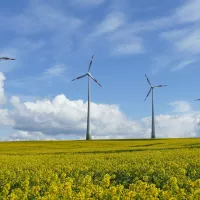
left=148, top=114, right=198, bottom=138
left=0, top=72, right=6, bottom=104
left=0, top=73, right=13, bottom=126
left=88, top=0, right=200, bottom=59
left=112, top=40, right=144, bottom=55
left=7, top=92, right=200, bottom=140
left=175, top=0, right=200, bottom=23
left=101, top=0, right=200, bottom=58
left=161, top=26, right=200, bottom=54
left=154, top=26, right=200, bottom=72
left=71, top=0, right=105, bottom=7
left=151, top=55, right=175, bottom=74
left=93, top=12, right=125, bottom=36
left=7, top=62, right=68, bottom=91
left=88, top=0, right=200, bottom=56
left=175, top=28, right=200, bottom=54
left=0, top=109, right=15, bottom=126
left=131, top=16, right=174, bottom=34
left=0, top=2, right=83, bottom=75
left=172, top=59, right=197, bottom=71
left=9, top=131, right=43, bottom=141
left=44, top=64, right=66, bottom=77
left=170, top=101, right=192, bottom=113
left=8, top=130, right=56, bottom=141
left=1, top=2, right=83, bottom=36
left=152, top=53, right=198, bottom=74
left=0, top=69, right=194, bottom=140
left=152, top=1, right=200, bottom=73
left=9, top=94, right=143, bottom=138
left=0, top=96, right=199, bottom=141
left=160, top=28, right=190, bottom=41
left=88, top=10, right=146, bottom=56
left=130, top=0, right=200, bottom=34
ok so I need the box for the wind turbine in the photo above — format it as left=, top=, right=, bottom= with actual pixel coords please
left=0, top=57, right=15, bottom=61
left=144, top=74, right=167, bottom=138
left=72, top=55, right=102, bottom=140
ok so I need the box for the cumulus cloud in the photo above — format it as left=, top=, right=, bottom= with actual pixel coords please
left=0, top=72, right=6, bottom=104
left=148, top=114, right=199, bottom=138
left=0, top=109, right=15, bottom=126
left=8, top=130, right=56, bottom=141
left=0, top=72, right=200, bottom=140
left=9, top=94, right=144, bottom=138
left=0, top=73, right=15, bottom=127
left=142, top=113, right=200, bottom=138
left=8, top=93, right=200, bottom=140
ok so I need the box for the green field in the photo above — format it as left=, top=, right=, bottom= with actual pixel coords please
left=0, top=138, right=200, bottom=199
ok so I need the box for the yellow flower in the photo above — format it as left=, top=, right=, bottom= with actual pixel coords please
left=102, top=174, right=111, bottom=187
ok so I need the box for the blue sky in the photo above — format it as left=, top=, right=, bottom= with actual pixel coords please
left=0, top=0, right=200, bottom=140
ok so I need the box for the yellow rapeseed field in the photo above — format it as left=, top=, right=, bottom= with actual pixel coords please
left=0, top=138, right=200, bottom=199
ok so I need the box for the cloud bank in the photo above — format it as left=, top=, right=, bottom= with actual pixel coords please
left=0, top=72, right=199, bottom=140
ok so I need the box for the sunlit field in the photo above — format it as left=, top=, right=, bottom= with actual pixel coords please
left=0, top=138, right=200, bottom=199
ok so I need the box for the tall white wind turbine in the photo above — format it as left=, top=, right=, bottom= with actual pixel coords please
left=144, top=74, right=167, bottom=138
left=72, top=55, right=102, bottom=140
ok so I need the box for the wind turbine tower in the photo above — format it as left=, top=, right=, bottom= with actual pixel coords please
left=144, top=74, right=167, bottom=138
left=72, top=55, right=102, bottom=140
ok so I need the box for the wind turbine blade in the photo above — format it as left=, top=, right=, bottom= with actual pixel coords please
left=72, top=74, right=87, bottom=81
left=195, top=99, right=200, bottom=101
left=89, top=74, right=102, bottom=87
left=144, top=88, right=152, bottom=101
left=0, top=57, right=15, bottom=60
left=154, top=84, right=167, bottom=88
left=145, top=74, right=152, bottom=86
left=88, top=55, right=94, bottom=72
